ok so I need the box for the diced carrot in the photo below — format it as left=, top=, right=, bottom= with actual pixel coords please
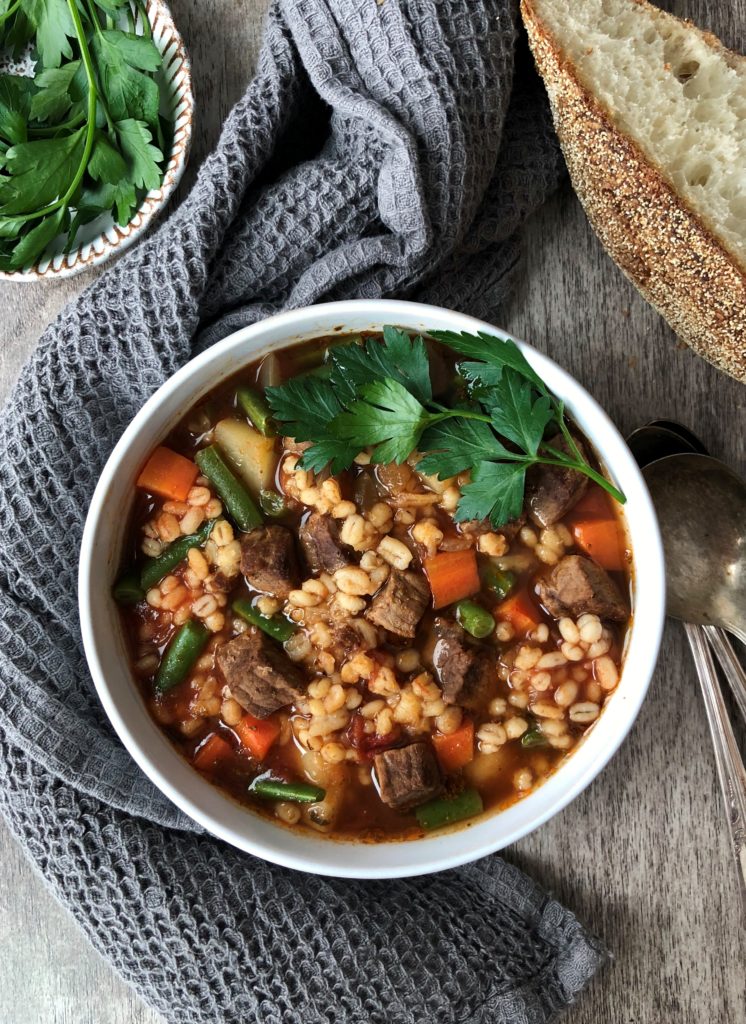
left=572, top=519, right=626, bottom=571
left=568, top=485, right=612, bottom=520
left=423, top=549, right=481, bottom=610
left=433, top=719, right=474, bottom=772
left=495, top=588, right=541, bottom=637
left=567, top=486, right=626, bottom=570
left=235, top=714, right=281, bottom=761
left=137, top=446, right=199, bottom=501
left=192, top=732, right=232, bottom=771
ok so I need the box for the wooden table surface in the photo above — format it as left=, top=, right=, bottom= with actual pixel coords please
left=1, top=1, right=744, bottom=1021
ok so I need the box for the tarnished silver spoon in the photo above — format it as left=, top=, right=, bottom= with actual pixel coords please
left=642, top=454, right=746, bottom=643
left=642, top=451, right=746, bottom=905
left=627, top=423, right=746, bottom=721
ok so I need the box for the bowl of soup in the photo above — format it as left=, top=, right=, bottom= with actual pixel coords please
left=79, top=299, right=665, bottom=877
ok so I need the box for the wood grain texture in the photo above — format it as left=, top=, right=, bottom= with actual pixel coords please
left=0, top=1, right=744, bottom=1022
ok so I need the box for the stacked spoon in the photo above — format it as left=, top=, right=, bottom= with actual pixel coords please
left=628, top=421, right=746, bottom=909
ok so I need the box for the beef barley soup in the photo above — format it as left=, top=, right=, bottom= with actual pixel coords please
left=114, top=327, right=631, bottom=840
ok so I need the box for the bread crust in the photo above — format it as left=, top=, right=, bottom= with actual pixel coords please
left=521, top=0, right=746, bottom=383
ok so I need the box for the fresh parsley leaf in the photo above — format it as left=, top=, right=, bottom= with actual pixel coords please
left=4, top=9, right=34, bottom=57
left=93, top=0, right=132, bottom=12
left=0, top=75, right=30, bottom=145
left=299, top=438, right=362, bottom=476
left=418, top=416, right=514, bottom=478
left=115, top=119, right=162, bottom=189
left=0, top=0, right=169, bottom=268
left=0, top=127, right=86, bottom=215
left=267, top=324, right=626, bottom=521
left=29, top=62, right=80, bottom=123
left=266, top=377, right=345, bottom=442
left=330, top=327, right=433, bottom=404
left=0, top=216, right=27, bottom=238
left=8, top=205, right=65, bottom=269
left=266, top=376, right=361, bottom=474
left=455, top=461, right=527, bottom=527
left=88, top=131, right=128, bottom=185
left=78, top=180, right=138, bottom=227
left=99, top=29, right=161, bottom=72
left=92, top=32, right=160, bottom=123
left=484, top=369, right=554, bottom=456
left=21, top=0, right=76, bottom=69
left=429, top=330, right=546, bottom=393
left=458, top=362, right=506, bottom=387
left=330, top=379, right=435, bottom=465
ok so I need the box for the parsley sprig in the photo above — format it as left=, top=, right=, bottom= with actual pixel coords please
left=0, top=0, right=167, bottom=271
left=266, top=326, right=625, bottom=528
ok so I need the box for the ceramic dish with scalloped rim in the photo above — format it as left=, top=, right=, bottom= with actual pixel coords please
left=0, top=0, right=193, bottom=281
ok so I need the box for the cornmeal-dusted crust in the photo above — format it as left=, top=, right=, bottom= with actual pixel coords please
left=522, top=0, right=746, bottom=382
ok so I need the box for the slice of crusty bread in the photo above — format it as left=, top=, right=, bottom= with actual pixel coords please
left=521, top=0, right=746, bottom=382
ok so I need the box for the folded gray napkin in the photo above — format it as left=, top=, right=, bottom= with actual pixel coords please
left=0, top=1, right=608, bottom=1020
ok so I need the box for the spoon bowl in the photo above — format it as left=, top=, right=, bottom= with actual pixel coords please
left=626, top=424, right=699, bottom=466
left=645, top=420, right=708, bottom=455
left=643, top=454, right=746, bottom=642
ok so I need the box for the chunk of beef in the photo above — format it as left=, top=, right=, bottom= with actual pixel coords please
left=299, top=512, right=350, bottom=573
left=498, top=514, right=526, bottom=542
left=240, top=525, right=299, bottom=598
left=330, top=623, right=367, bottom=663
left=205, top=570, right=235, bottom=594
left=365, top=569, right=430, bottom=638
left=216, top=627, right=306, bottom=718
left=432, top=618, right=496, bottom=709
left=537, top=555, right=627, bottom=621
left=374, top=742, right=443, bottom=810
left=524, top=433, right=588, bottom=527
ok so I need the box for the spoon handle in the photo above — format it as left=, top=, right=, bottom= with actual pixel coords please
left=685, top=623, right=746, bottom=911
left=704, top=626, right=746, bottom=723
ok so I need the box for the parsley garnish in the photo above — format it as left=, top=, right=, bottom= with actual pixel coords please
left=0, top=0, right=167, bottom=271
left=266, top=326, right=626, bottom=528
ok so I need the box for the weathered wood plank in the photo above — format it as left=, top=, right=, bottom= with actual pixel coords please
left=1, top=2, right=744, bottom=1022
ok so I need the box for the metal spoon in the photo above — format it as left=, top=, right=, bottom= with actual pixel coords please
left=642, top=453, right=746, bottom=643
left=641, top=451, right=746, bottom=904
left=626, top=423, right=746, bottom=720
left=626, top=422, right=706, bottom=466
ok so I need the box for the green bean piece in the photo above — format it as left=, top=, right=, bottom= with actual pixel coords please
left=140, top=519, right=215, bottom=591
left=236, top=386, right=276, bottom=437
left=233, top=598, right=295, bottom=643
left=251, top=779, right=326, bottom=803
left=288, top=335, right=358, bottom=373
left=414, top=788, right=484, bottom=831
left=455, top=600, right=495, bottom=639
left=112, top=570, right=144, bottom=606
left=155, top=620, right=210, bottom=693
left=521, top=728, right=548, bottom=748
left=195, top=445, right=263, bottom=533
left=259, top=488, right=288, bottom=518
left=482, top=565, right=516, bottom=602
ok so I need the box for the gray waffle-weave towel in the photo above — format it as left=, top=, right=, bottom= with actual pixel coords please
left=0, top=1, right=608, bottom=1021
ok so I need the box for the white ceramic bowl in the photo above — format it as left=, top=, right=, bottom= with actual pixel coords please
left=79, top=299, right=665, bottom=878
left=0, top=0, right=192, bottom=281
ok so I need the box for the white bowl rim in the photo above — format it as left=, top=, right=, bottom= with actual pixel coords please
left=79, top=298, right=666, bottom=878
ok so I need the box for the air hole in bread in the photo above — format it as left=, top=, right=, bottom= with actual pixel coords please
left=685, top=162, right=712, bottom=187
left=675, top=59, right=700, bottom=82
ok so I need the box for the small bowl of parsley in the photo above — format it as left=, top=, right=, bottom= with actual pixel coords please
left=0, top=0, right=193, bottom=279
